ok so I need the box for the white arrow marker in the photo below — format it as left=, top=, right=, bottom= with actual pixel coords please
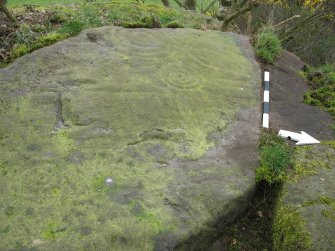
left=278, top=130, right=320, bottom=145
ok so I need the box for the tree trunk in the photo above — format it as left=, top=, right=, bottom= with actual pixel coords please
left=161, top=0, right=170, bottom=7
left=0, top=0, right=17, bottom=23
left=183, top=0, right=196, bottom=10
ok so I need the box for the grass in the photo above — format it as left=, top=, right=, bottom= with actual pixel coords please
left=255, top=29, right=282, bottom=64
left=256, top=131, right=292, bottom=184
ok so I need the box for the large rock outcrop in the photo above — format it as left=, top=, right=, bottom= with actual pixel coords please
left=0, top=27, right=260, bottom=250
left=273, top=143, right=335, bottom=251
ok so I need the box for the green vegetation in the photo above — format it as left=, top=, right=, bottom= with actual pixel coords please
left=273, top=142, right=335, bottom=251
left=256, top=131, right=292, bottom=184
left=288, top=142, right=335, bottom=182
left=272, top=204, right=313, bottom=251
left=304, top=64, right=335, bottom=119
left=320, top=196, right=335, bottom=222
left=10, top=43, right=30, bottom=58
left=6, top=0, right=218, bottom=11
left=2, top=0, right=334, bottom=66
left=251, top=1, right=335, bottom=65
left=319, top=196, right=335, bottom=211
left=8, top=0, right=88, bottom=6
left=1, top=0, right=334, bottom=250
left=255, top=30, right=282, bottom=64
left=1, top=2, right=213, bottom=66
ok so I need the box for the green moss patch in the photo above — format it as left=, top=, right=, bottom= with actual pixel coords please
left=289, top=142, right=335, bottom=182
left=273, top=203, right=313, bottom=251
left=0, top=27, right=260, bottom=250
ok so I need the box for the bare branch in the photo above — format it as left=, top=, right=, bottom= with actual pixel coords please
left=273, top=15, right=301, bottom=29
left=279, top=12, right=323, bottom=42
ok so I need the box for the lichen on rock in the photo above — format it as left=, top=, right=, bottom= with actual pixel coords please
left=273, top=143, right=335, bottom=251
left=0, top=27, right=260, bottom=250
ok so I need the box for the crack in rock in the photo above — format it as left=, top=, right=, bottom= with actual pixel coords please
left=54, top=93, right=68, bottom=130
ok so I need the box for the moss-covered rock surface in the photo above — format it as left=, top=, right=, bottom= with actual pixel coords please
left=0, top=27, right=260, bottom=250
left=273, top=143, right=335, bottom=251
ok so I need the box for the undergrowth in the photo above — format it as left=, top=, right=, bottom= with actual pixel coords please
left=303, top=64, right=335, bottom=120
left=1, top=2, right=213, bottom=66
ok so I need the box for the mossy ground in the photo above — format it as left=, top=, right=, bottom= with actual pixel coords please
left=272, top=142, right=335, bottom=251
left=272, top=202, right=313, bottom=251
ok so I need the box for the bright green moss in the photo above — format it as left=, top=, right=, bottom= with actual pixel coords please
left=319, top=196, right=335, bottom=211
left=52, top=130, right=76, bottom=156
left=42, top=222, right=66, bottom=240
left=11, top=44, right=31, bottom=58
left=322, top=141, right=335, bottom=149
left=273, top=204, right=313, bottom=251
left=289, top=143, right=335, bottom=182
left=35, top=32, right=66, bottom=47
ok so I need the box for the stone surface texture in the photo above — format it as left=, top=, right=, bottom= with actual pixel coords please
left=273, top=143, right=335, bottom=251
left=0, top=27, right=260, bottom=250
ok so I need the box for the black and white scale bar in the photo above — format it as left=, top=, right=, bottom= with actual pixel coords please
left=262, top=71, right=270, bottom=128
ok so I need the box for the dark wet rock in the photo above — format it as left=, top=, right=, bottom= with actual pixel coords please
left=266, top=51, right=334, bottom=141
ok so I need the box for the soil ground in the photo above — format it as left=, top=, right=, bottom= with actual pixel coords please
left=210, top=183, right=278, bottom=251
